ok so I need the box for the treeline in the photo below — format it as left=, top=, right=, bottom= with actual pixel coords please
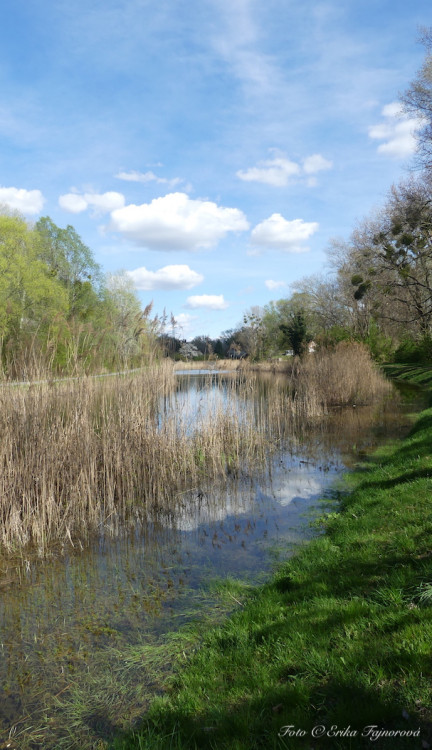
left=226, top=165, right=432, bottom=364
left=0, top=212, right=158, bottom=378
left=181, top=31, right=432, bottom=365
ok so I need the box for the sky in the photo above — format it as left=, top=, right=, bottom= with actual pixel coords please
left=0, top=0, right=430, bottom=340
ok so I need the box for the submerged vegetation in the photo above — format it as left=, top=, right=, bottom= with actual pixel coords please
left=0, top=364, right=411, bottom=750
left=114, top=397, right=432, bottom=750
left=0, top=343, right=390, bottom=557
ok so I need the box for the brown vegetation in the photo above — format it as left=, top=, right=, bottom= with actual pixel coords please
left=0, top=344, right=391, bottom=557
left=296, top=341, right=392, bottom=406
left=173, top=358, right=240, bottom=370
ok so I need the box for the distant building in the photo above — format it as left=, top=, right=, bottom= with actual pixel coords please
left=284, top=342, right=316, bottom=357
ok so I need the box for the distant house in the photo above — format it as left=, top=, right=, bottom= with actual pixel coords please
left=284, top=342, right=316, bottom=356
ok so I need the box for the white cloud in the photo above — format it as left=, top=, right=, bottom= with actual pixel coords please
left=0, top=186, right=45, bottom=215
left=174, top=313, right=197, bottom=336
left=368, top=102, right=423, bottom=158
left=265, top=279, right=287, bottom=290
left=115, top=170, right=183, bottom=188
left=185, top=294, right=229, bottom=310
left=59, top=191, right=125, bottom=214
left=250, top=214, right=319, bottom=253
left=110, top=192, right=249, bottom=251
left=237, top=153, right=332, bottom=187
left=237, top=158, right=300, bottom=187
left=302, top=154, right=333, bottom=174
left=127, top=264, right=203, bottom=291
left=58, top=193, right=88, bottom=213
left=382, top=102, right=402, bottom=118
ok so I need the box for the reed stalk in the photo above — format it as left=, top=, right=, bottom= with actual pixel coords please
left=0, top=344, right=391, bottom=557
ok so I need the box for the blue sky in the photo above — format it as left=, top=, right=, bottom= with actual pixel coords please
left=0, top=0, right=430, bottom=339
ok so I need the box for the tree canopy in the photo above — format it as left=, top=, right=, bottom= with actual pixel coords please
left=0, top=213, right=158, bottom=378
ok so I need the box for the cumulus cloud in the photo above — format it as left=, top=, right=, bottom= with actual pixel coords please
left=127, top=264, right=203, bottom=291
left=116, top=170, right=183, bottom=188
left=250, top=214, right=318, bottom=253
left=237, top=153, right=332, bottom=187
left=58, top=193, right=88, bottom=213
left=368, top=102, right=423, bottom=158
left=265, top=279, right=287, bottom=290
left=110, top=192, right=249, bottom=251
left=59, top=191, right=125, bottom=214
left=0, top=186, right=45, bottom=215
left=185, top=294, right=229, bottom=310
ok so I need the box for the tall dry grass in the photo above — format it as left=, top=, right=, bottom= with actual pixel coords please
left=262, top=342, right=392, bottom=407
left=0, top=344, right=391, bottom=556
left=173, top=358, right=240, bottom=371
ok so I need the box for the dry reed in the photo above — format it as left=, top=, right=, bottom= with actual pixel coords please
left=297, top=342, right=392, bottom=406
left=0, top=344, right=391, bottom=557
left=173, top=358, right=240, bottom=371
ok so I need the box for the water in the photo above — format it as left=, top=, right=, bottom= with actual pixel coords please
left=0, top=373, right=425, bottom=749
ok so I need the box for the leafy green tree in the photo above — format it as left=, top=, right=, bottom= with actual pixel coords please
left=260, top=293, right=318, bottom=355
left=279, top=310, right=311, bottom=356
left=35, top=216, right=102, bottom=317
left=101, top=272, right=154, bottom=367
left=213, top=339, right=224, bottom=358
left=0, top=214, right=68, bottom=376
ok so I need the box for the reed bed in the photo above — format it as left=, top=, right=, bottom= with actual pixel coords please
left=277, top=341, right=392, bottom=406
left=173, top=358, right=240, bottom=371
left=0, top=344, right=391, bottom=557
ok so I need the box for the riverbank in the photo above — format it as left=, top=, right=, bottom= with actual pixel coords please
left=114, top=388, right=432, bottom=749
left=382, top=363, right=432, bottom=388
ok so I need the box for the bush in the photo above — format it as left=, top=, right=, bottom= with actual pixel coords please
left=393, top=335, right=432, bottom=364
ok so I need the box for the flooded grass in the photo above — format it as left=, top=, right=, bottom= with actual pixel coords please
left=115, top=402, right=432, bottom=750
left=0, top=346, right=408, bottom=749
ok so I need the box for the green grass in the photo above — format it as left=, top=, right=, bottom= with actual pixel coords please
left=111, top=383, right=432, bottom=750
left=382, top=362, right=432, bottom=388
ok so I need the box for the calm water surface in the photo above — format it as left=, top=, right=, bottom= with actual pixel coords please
left=0, top=373, right=425, bottom=749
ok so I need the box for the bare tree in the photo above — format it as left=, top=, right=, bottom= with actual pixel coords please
left=402, top=28, right=432, bottom=169
left=350, top=178, right=432, bottom=336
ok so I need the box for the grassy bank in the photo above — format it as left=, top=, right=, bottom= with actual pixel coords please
left=113, top=399, right=432, bottom=748
left=382, top=363, right=432, bottom=388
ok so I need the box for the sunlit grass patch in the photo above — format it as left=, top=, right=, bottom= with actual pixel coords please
left=113, top=406, right=432, bottom=750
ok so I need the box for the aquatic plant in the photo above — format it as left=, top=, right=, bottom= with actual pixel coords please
left=0, top=345, right=391, bottom=557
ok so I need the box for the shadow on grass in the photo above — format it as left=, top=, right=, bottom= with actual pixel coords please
left=356, top=467, right=432, bottom=492
left=123, top=679, right=432, bottom=749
